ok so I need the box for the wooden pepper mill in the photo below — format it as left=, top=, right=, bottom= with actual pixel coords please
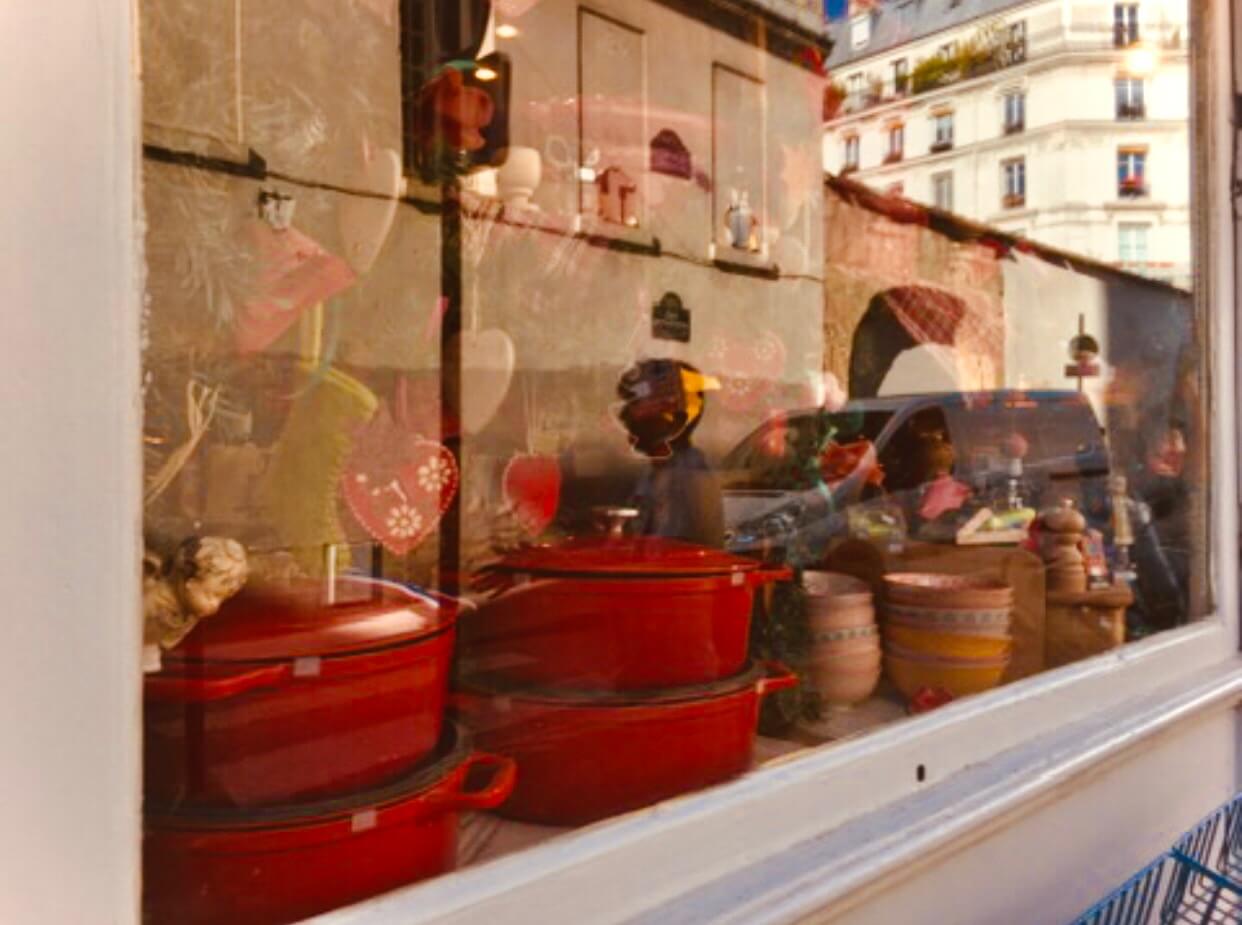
left=1040, top=498, right=1087, bottom=592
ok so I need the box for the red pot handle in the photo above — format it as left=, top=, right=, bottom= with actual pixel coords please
left=430, top=753, right=517, bottom=812
left=756, top=660, right=799, bottom=698
left=144, top=664, right=293, bottom=703
left=745, top=565, right=794, bottom=588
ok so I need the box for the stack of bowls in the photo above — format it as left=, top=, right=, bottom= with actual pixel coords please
left=880, top=573, right=1014, bottom=700
left=803, top=571, right=881, bottom=709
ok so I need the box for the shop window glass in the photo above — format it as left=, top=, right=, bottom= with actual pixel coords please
left=135, top=0, right=1207, bottom=919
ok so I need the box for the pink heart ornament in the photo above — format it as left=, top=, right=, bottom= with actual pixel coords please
left=502, top=453, right=562, bottom=536
left=341, top=405, right=459, bottom=555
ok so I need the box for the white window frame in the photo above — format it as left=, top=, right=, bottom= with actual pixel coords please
left=1118, top=221, right=1150, bottom=263
left=324, top=9, right=1237, bottom=922
left=1115, top=2, right=1141, bottom=46
left=1003, top=156, right=1026, bottom=200
left=843, top=133, right=860, bottom=169
left=932, top=170, right=953, bottom=210
left=19, top=3, right=1236, bottom=924
left=1003, top=89, right=1025, bottom=131
left=886, top=123, right=903, bottom=160
left=892, top=57, right=909, bottom=95
left=1116, top=76, right=1146, bottom=118
left=932, top=111, right=954, bottom=148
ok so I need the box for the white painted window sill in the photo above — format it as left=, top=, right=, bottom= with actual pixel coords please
left=309, top=621, right=1242, bottom=925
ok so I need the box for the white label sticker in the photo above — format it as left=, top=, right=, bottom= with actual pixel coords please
left=293, top=656, right=322, bottom=678
left=731, top=572, right=745, bottom=587
left=351, top=809, right=377, bottom=832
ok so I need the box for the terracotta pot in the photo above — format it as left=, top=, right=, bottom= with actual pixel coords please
left=883, top=572, right=1013, bottom=610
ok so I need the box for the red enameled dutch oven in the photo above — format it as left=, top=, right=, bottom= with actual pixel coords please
left=451, top=661, right=797, bottom=826
left=459, top=536, right=791, bottom=690
left=143, top=723, right=514, bottom=925
left=145, top=577, right=462, bottom=809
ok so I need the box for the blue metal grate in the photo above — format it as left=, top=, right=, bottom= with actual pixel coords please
left=1069, top=794, right=1242, bottom=924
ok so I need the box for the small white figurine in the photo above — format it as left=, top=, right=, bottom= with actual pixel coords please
left=143, top=536, right=248, bottom=672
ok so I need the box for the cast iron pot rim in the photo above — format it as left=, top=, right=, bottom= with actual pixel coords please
left=157, top=624, right=455, bottom=669
left=454, top=660, right=769, bottom=707
left=144, top=721, right=472, bottom=829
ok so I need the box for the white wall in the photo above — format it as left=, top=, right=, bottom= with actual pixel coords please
left=802, top=706, right=1240, bottom=925
left=0, top=2, right=142, bottom=922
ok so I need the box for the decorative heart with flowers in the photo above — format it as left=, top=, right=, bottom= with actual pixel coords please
left=340, top=397, right=459, bottom=556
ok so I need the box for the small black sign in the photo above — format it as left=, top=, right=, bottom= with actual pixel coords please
left=650, top=130, right=692, bottom=180
left=652, top=292, right=691, bottom=342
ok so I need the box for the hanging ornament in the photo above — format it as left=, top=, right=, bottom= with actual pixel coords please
left=340, top=386, right=459, bottom=556
left=337, top=137, right=402, bottom=274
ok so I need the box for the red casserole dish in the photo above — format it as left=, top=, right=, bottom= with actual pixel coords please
left=452, top=661, right=796, bottom=826
left=145, top=577, right=461, bottom=809
left=143, top=723, right=514, bottom=925
left=460, top=536, right=790, bottom=690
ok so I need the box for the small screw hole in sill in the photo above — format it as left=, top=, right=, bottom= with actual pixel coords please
left=917, top=764, right=927, bottom=783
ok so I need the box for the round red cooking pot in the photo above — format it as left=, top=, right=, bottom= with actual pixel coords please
left=451, top=661, right=796, bottom=826
left=145, top=577, right=461, bottom=810
left=460, top=536, right=790, bottom=691
left=144, top=723, right=514, bottom=925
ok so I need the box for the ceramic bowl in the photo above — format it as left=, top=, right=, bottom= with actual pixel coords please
left=809, top=646, right=882, bottom=673
left=883, top=573, right=1013, bottom=610
left=884, top=653, right=1009, bottom=699
left=882, top=600, right=1011, bottom=629
left=884, top=613, right=1012, bottom=639
left=882, top=624, right=1013, bottom=660
left=812, top=635, right=882, bottom=658
left=804, top=572, right=875, bottom=631
left=810, top=662, right=882, bottom=709
left=884, top=639, right=1012, bottom=666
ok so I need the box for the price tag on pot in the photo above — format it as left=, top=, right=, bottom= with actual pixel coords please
left=293, top=656, right=322, bottom=678
left=351, top=809, right=378, bottom=833
left=731, top=572, right=745, bottom=587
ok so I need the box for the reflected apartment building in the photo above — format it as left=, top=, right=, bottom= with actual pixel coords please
left=822, top=0, right=1191, bottom=289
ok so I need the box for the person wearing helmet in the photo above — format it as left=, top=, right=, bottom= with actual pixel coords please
left=616, top=359, right=725, bottom=548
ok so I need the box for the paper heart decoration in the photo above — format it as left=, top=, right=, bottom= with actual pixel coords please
left=235, top=223, right=357, bottom=355
left=458, top=329, right=516, bottom=434
left=705, top=331, right=787, bottom=413
left=338, top=142, right=402, bottom=274
left=502, top=453, right=562, bottom=536
left=340, top=403, right=459, bottom=555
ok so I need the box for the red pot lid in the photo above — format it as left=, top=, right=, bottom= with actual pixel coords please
left=491, top=536, right=763, bottom=578
left=166, top=577, right=457, bottom=663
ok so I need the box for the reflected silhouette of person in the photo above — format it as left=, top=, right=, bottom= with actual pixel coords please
left=617, top=360, right=724, bottom=548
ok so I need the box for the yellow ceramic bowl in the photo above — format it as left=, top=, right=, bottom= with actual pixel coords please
left=884, top=653, right=1009, bottom=699
left=882, top=623, right=1013, bottom=660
